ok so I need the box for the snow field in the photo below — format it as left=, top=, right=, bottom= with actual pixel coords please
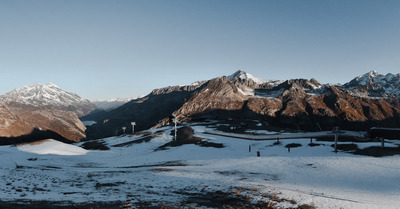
left=17, top=139, right=88, bottom=155
left=0, top=125, right=399, bottom=208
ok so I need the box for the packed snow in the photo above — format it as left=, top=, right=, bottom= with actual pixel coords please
left=17, top=139, right=88, bottom=156
left=0, top=124, right=399, bottom=208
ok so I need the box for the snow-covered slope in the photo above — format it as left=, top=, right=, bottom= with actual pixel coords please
left=342, top=71, right=400, bottom=97
left=1, top=124, right=400, bottom=208
left=1, top=83, right=97, bottom=117
left=226, top=70, right=284, bottom=97
left=17, top=139, right=88, bottom=155
left=228, top=70, right=283, bottom=86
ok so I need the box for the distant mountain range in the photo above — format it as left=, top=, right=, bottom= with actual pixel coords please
left=0, top=71, right=399, bottom=142
left=343, top=71, right=400, bottom=98
left=92, top=97, right=143, bottom=111
left=84, top=70, right=400, bottom=139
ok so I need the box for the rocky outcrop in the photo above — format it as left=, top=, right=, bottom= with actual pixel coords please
left=175, top=77, right=247, bottom=116
left=247, top=97, right=282, bottom=117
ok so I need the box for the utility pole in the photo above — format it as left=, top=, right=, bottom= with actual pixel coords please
left=131, top=122, right=136, bottom=134
left=171, top=113, right=187, bottom=141
left=173, top=116, right=177, bottom=141
left=333, top=127, right=339, bottom=153
left=317, top=122, right=323, bottom=132
left=172, top=113, right=183, bottom=141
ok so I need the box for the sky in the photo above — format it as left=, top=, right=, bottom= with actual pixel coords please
left=0, top=0, right=399, bottom=101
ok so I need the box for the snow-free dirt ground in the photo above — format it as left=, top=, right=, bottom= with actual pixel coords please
left=1, top=123, right=400, bottom=208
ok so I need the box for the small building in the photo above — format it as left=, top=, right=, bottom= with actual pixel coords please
left=369, top=127, right=400, bottom=139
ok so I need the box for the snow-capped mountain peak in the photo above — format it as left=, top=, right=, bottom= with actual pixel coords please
left=227, top=70, right=283, bottom=86
left=367, top=70, right=379, bottom=78
left=1, top=83, right=97, bottom=117
left=46, top=82, right=60, bottom=89
left=4, top=83, right=78, bottom=104
left=352, top=70, right=379, bottom=85
left=228, top=70, right=265, bottom=84
left=343, top=71, right=400, bottom=97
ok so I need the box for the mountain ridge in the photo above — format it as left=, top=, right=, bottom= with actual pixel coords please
left=1, top=71, right=398, bottom=142
left=343, top=71, right=400, bottom=98
left=85, top=70, right=400, bottom=140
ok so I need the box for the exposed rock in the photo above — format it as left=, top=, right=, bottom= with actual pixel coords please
left=85, top=84, right=203, bottom=139
left=85, top=71, right=400, bottom=139
left=175, top=77, right=247, bottom=116
left=323, top=86, right=367, bottom=122
left=280, top=85, right=308, bottom=117
left=0, top=101, right=86, bottom=143
left=247, top=97, right=282, bottom=117
left=276, top=79, right=322, bottom=92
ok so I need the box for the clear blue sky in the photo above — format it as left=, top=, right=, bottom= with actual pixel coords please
left=0, top=0, right=399, bottom=100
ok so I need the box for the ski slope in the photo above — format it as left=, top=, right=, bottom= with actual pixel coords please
left=0, top=124, right=399, bottom=208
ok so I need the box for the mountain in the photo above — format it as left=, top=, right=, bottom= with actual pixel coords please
left=227, top=70, right=283, bottom=86
left=84, top=84, right=202, bottom=139
left=84, top=70, right=400, bottom=139
left=1, top=83, right=97, bottom=117
left=0, top=83, right=96, bottom=143
left=342, top=71, right=400, bottom=98
left=0, top=101, right=86, bottom=143
left=92, top=97, right=142, bottom=112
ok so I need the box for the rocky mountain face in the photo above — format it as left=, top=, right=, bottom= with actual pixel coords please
left=0, top=83, right=96, bottom=143
left=0, top=102, right=86, bottom=143
left=84, top=83, right=203, bottom=139
left=85, top=70, right=400, bottom=139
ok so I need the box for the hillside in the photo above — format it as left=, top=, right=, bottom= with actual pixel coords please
left=85, top=71, right=400, bottom=140
left=0, top=83, right=96, bottom=143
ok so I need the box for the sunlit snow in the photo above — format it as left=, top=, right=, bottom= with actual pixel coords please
left=17, top=139, right=88, bottom=155
left=1, top=125, right=399, bottom=208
